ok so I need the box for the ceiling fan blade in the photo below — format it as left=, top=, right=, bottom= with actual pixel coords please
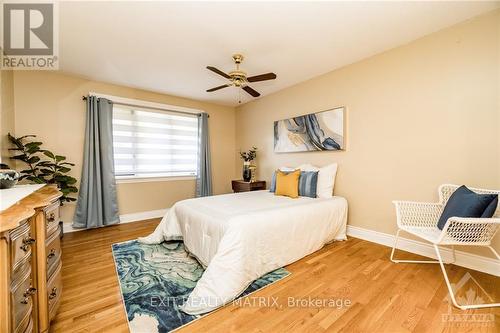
left=242, top=85, right=261, bottom=97
left=206, top=66, right=231, bottom=79
left=206, top=84, right=230, bottom=92
left=246, top=72, right=277, bottom=83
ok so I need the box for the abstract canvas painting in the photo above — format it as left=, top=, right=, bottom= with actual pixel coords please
left=274, top=107, right=345, bottom=152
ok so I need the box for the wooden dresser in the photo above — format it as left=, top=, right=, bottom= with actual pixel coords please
left=0, top=185, right=63, bottom=333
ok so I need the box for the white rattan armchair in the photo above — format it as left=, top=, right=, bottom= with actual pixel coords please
left=391, top=184, right=500, bottom=310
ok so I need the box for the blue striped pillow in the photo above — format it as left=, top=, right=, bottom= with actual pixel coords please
left=298, top=171, right=319, bottom=198
left=270, top=170, right=318, bottom=198
left=269, top=171, right=279, bottom=192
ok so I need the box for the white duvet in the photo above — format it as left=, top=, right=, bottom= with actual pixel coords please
left=139, top=190, right=348, bottom=315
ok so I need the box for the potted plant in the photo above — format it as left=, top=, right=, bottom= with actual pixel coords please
left=8, top=133, right=78, bottom=203
left=239, top=147, right=257, bottom=182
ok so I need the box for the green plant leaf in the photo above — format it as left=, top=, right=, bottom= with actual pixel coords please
left=11, top=154, right=28, bottom=161
left=60, top=162, right=75, bottom=166
left=27, top=176, right=46, bottom=184
left=26, top=147, right=41, bottom=154
left=60, top=188, right=71, bottom=195
left=8, top=133, right=25, bottom=149
left=66, top=177, right=77, bottom=185
left=54, top=175, right=72, bottom=182
left=25, top=142, right=42, bottom=149
left=67, top=186, right=78, bottom=193
left=43, top=150, right=55, bottom=159
left=58, top=166, right=71, bottom=173
left=18, top=134, right=37, bottom=140
left=55, top=155, right=66, bottom=162
left=27, top=156, right=40, bottom=164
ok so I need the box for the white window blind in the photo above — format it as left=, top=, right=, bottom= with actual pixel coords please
left=112, top=105, right=199, bottom=178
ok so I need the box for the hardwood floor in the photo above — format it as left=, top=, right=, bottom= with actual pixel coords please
left=51, top=220, right=499, bottom=332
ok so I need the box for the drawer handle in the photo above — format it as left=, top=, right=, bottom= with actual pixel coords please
left=47, top=213, right=56, bottom=222
left=20, top=237, right=35, bottom=252
left=23, top=287, right=37, bottom=297
left=49, top=287, right=58, bottom=300
left=21, top=287, right=37, bottom=304
left=47, top=248, right=56, bottom=260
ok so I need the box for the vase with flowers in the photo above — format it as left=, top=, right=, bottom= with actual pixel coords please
left=239, top=147, right=257, bottom=182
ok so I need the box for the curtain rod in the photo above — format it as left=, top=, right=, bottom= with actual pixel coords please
left=82, top=95, right=208, bottom=117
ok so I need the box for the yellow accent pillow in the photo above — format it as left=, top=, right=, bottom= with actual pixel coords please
left=275, top=169, right=301, bottom=198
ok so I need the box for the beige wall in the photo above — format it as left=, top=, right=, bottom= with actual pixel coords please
left=236, top=10, right=500, bottom=256
left=12, top=71, right=236, bottom=223
left=0, top=70, right=15, bottom=165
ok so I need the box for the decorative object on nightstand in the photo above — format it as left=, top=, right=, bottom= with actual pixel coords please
left=249, top=165, right=257, bottom=183
left=0, top=164, right=19, bottom=189
left=232, top=180, right=266, bottom=193
left=239, top=147, right=257, bottom=182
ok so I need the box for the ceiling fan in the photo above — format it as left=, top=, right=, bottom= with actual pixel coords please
left=206, top=54, right=277, bottom=100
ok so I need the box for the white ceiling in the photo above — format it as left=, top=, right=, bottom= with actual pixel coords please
left=59, top=1, right=499, bottom=106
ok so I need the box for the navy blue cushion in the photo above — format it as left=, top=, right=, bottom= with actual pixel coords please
left=437, top=185, right=498, bottom=230
left=481, top=196, right=498, bottom=218
left=270, top=170, right=319, bottom=198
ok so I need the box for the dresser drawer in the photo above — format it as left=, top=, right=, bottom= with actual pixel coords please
left=9, top=220, right=34, bottom=276
left=46, top=228, right=62, bottom=279
left=47, top=262, right=62, bottom=321
left=11, top=264, right=35, bottom=333
left=44, top=201, right=60, bottom=238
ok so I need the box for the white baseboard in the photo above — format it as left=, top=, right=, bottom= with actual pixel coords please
left=346, top=225, right=500, bottom=277
left=62, top=209, right=168, bottom=234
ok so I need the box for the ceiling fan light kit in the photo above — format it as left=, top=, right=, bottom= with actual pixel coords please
left=206, top=54, right=277, bottom=102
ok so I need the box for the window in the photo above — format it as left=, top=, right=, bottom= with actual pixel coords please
left=112, top=105, right=199, bottom=179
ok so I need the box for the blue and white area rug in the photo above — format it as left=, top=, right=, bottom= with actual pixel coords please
left=112, top=240, right=290, bottom=333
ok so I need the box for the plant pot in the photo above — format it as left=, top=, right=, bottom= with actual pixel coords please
left=242, top=161, right=252, bottom=182
left=0, top=169, right=19, bottom=189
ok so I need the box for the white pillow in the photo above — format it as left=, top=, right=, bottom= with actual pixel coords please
left=297, top=164, right=319, bottom=172
left=297, top=163, right=338, bottom=198
left=279, top=166, right=296, bottom=172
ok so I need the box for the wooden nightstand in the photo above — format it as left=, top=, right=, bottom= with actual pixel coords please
left=232, top=180, right=266, bottom=193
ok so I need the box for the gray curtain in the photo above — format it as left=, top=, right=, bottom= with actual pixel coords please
left=73, top=96, right=120, bottom=229
left=196, top=112, right=212, bottom=197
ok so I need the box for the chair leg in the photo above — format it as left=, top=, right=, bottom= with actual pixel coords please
left=391, top=229, right=443, bottom=264
left=434, top=244, right=500, bottom=310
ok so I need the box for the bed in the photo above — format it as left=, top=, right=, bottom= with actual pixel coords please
left=139, top=190, right=348, bottom=315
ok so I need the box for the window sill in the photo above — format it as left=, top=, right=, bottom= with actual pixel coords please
left=116, top=175, right=197, bottom=184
